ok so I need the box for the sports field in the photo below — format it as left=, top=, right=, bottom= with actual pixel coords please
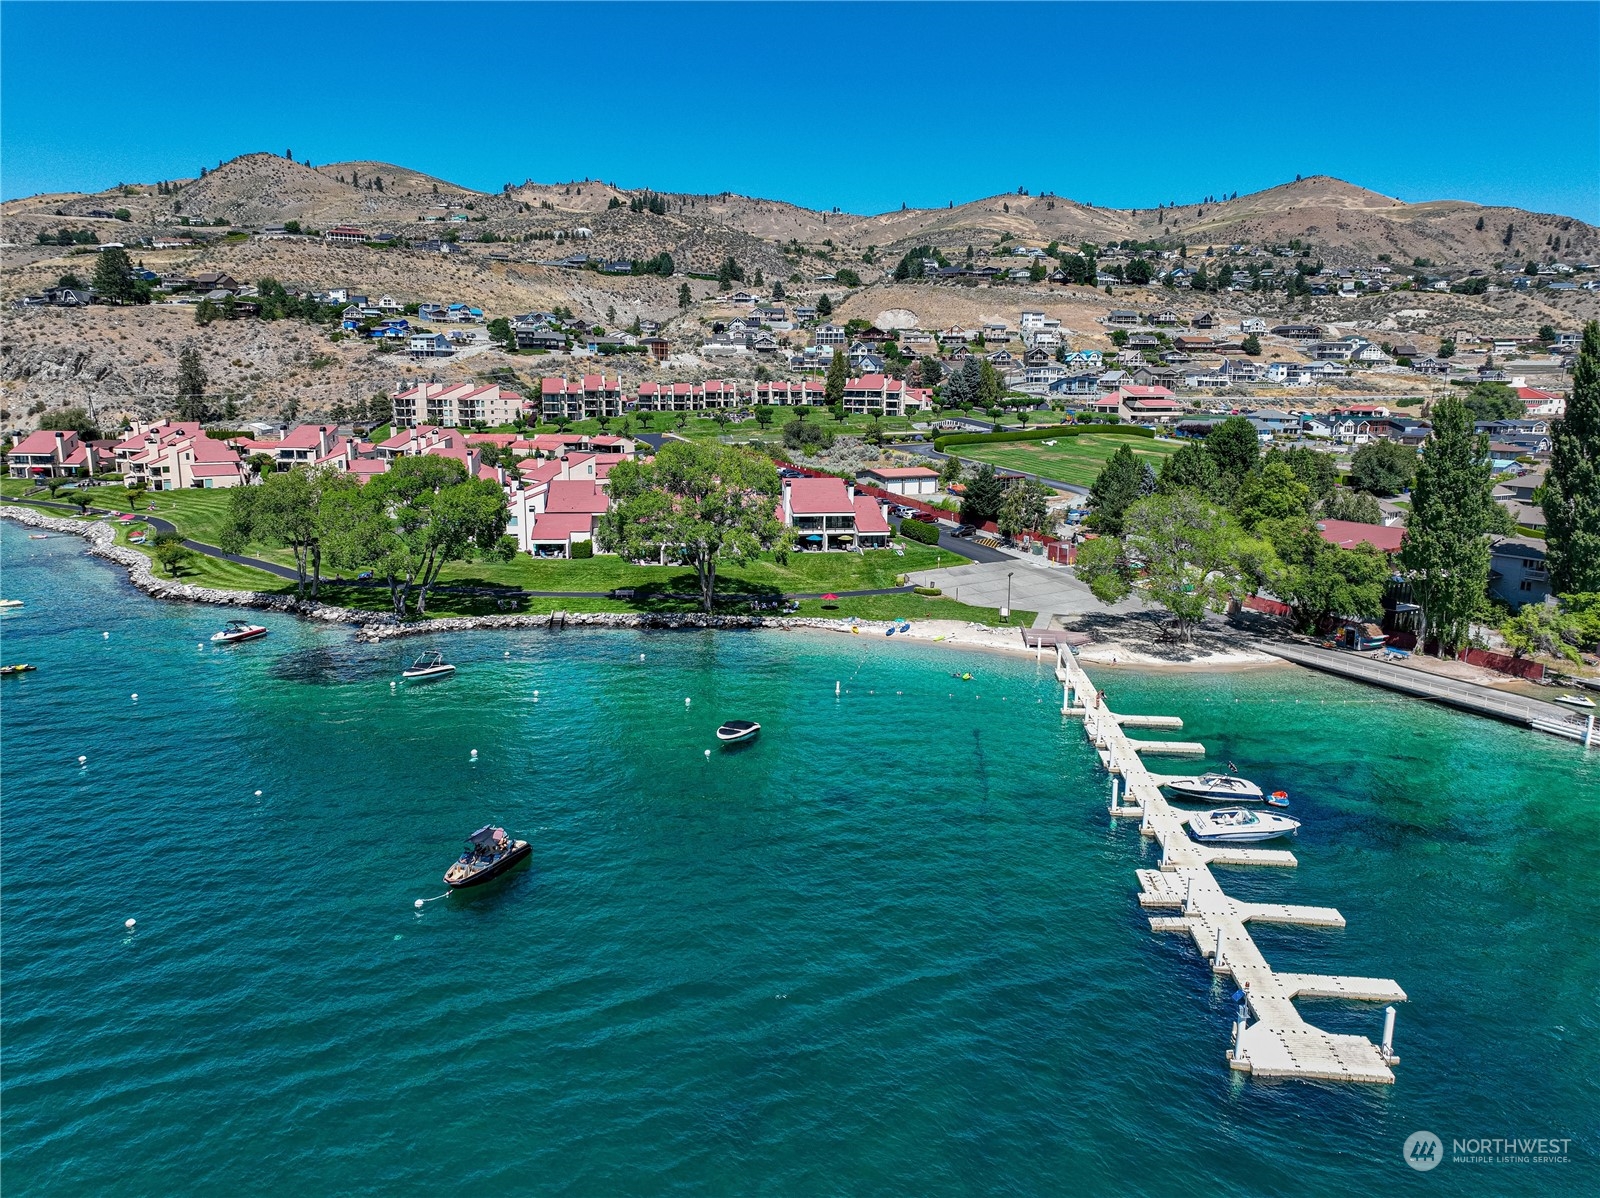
left=955, top=433, right=1182, bottom=487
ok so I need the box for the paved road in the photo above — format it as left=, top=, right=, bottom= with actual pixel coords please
left=905, top=555, right=1141, bottom=622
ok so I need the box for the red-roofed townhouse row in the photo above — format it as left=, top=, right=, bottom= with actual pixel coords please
left=539, top=375, right=623, bottom=422
left=392, top=381, right=528, bottom=429
left=6, top=429, right=115, bottom=479
left=113, top=420, right=247, bottom=489
left=781, top=476, right=890, bottom=550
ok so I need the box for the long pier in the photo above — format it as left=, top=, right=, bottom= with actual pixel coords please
left=1259, top=641, right=1596, bottom=747
left=1058, top=645, right=1406, bottom=1084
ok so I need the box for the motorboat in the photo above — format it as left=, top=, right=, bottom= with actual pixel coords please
left=443, top=825, right=531, bottom=888
left=1187, top=807, right=1301, bottom=844
left=402, top=650, right=456, bottom=680
left=1, top=663, right=37, bottom=676
left=210, top=619, right=269, bottom=645
left=1553, top=694, right=1597, bottom=710
left=0, top=599, right=23, bottom=609
left=1162, top=772, right=1266, bottom=803
left=716, top=719, right=760, bottom=743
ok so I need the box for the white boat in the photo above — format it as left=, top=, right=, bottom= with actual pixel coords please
left=403, top=650, right=456, bottom=681
left=1187, top=807, right=1301, bottom=844
left=210, top=619, right=269, bottom=644
left=1553, top=694, right=1596, bottom=710
left=1162, top=772, right=1265, bottom=803
left=715, top=719, right=760, bottom=743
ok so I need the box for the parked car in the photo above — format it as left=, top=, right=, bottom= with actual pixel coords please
left=954, top=525, right=976, bottom=538
left=890, top=505, right=917, bottom=519
left=910, top=511, right=939, bottom=524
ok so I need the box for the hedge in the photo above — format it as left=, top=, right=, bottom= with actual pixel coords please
left=897, top=517, right=942, bottom=545
left=570, top=540, right=594, bottom=559
left=914, top=586, right=943, bottom=596
left=933, top=423, right=1155, bottom=453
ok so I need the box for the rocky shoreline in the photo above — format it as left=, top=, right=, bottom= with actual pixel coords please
left=1, top=506, right=873, bottom=642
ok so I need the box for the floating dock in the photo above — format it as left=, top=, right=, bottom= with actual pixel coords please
left=1057, top=645, right=1406, bottom=1084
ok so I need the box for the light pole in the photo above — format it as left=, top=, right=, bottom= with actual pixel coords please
left=1002, top=571, right=1013, bottom=624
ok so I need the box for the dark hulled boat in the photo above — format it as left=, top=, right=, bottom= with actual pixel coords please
left=443, top=825, right=531, bottom=888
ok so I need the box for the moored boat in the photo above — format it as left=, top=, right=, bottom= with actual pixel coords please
left=1162, top=772, right=1265, bottom=803
left=402, top=650, right=456, bottom=680
left=1553, top=694, right=1596, bottom=710
left=1, top=663, right=37, bottom=676
left=1187, top=807, right=1301, bottom=844
left=716, top=719, right=760, bottom=743
left=211, top=619, right=269, bottom=645
left=0, top=599, right=24, bottom=609
left=443, top=825, right=531, bottom=888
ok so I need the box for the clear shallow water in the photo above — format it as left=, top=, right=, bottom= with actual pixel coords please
left=2, top=521, right=1597, bottom=1196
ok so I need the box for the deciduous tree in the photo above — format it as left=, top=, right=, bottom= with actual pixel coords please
left=1349, top=440, right=1417, bottom=496
left=1399, top=396, right=1495, bottom=653
left=598, top=442, right=790, bottom=612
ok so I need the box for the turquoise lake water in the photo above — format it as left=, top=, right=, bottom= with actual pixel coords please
left=2, top=520, right=1598, bottom=1195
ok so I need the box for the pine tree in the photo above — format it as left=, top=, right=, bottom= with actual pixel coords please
left=175, top=346, right=208, bottom=422
left=678, top=282, right=692, bottom=309
left=1088, top=445, right=1145, bottom=535
left=1399, top=396, right=1495, bottom=653
left=1543, top=320, right=1600, bottom=592
left=961, top=463, right=1004, bottom=526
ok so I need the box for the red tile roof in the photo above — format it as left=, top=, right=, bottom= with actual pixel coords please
left=527, top=512, right=598, bottom=542
left=544, top=480, right=610, bottom=514
left=10, top=430, right=74, bottom=455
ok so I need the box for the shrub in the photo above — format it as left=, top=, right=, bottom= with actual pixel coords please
left=898, top=517, right=942, bottom=544
left=570, top=540, right=594, bottom=559
left=914, top=586, right=943, bottom=596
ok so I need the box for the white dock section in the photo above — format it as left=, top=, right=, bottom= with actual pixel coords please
left=1059, top=646, right=1406, bottom=1084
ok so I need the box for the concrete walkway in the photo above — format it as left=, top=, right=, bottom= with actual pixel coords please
left=1260, top=640, right=1593, bottom=743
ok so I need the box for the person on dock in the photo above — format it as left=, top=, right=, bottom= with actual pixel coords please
left=1231, top=982, right=1251, bottom=1022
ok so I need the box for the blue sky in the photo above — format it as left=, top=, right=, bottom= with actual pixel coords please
left=4, top=2, right=1598, bottom=220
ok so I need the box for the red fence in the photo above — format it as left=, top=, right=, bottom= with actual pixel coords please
left=1458, top=648, right=1546, bottom=681
left=1243, top=595, right=1294, bottom=618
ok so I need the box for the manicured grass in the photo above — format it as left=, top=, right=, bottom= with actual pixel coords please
left=436, top=539, right=959, bottom=595
left=956, top=433, right=1182, bottom=487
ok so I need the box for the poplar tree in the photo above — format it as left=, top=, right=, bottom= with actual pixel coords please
left=1399, top=395, right=1495, bottom=653
left=175, top=346, right=208, bottom=421
left=824, top=344, right=849, bottom=406
left=1542, top=321, right=1600, bottom=593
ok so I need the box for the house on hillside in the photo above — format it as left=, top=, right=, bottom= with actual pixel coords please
left=1489, top=537, right=1550, bottom=607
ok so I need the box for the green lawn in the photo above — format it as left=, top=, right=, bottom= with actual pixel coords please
left=13, top=479, right=1019, bottom=622
left=956, top=433, right=1182, bottom=487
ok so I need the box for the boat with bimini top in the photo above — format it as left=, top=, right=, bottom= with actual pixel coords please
left=443, top=825, right=531, bottom=888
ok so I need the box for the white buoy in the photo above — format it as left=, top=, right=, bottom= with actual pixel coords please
left=78, top=755, right=87, bottom=764
left=254, top=790, right=262, bottom=797
left=131, top=693, right=138, bottom=701
left=685, top=697, right=691, bottom=707
left=198, top=643, right=203, bottom=650
left=704, top=749, right=711, bottom=759
left=533, top=689, right=539, bottom=698
left=414, top=899, right=425, bottom=909
left=835, top=681, right=841, bottom=695
left=504, top=650, right=509, bottom=657
left=124, top=918, right=136, bottom=930
left=470, top=749, right=478, bottom=759
left=103, top=631, right=109, bottom=639
left=390, top=681, right=396, bottom=690
left=640, top=653, right=645, bottom=660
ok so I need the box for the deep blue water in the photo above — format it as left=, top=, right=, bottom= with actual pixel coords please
left=2, top=521, right=1597, bottom=1195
